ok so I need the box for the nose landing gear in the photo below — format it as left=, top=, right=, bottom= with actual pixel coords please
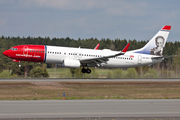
left=81, top=67, right=91, bottom=74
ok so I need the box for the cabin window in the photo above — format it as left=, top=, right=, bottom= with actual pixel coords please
left=11, top=48, right=18, bottom=51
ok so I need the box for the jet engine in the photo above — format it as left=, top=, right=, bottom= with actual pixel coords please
left=62, top=59, right=80, bottom=68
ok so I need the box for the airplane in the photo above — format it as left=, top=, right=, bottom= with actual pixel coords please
left=3, top=25, right=172, bottom=74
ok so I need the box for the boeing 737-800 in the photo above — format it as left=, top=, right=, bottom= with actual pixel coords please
left=3, top=25, right=172, bottom=74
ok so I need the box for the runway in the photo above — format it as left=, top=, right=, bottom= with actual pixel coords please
left=0, top=99, right=180, bottom=119
left=1, top=78, right=180, bottom=82
left=0, top=79, right=180, bottom=119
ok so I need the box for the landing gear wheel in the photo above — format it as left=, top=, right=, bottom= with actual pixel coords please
left=81, top=68, right=87, bottom=73
left=86, top=69, right=91, bottom=74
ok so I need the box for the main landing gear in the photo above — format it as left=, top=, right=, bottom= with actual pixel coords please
left=81, top=67, right=91, bottom=74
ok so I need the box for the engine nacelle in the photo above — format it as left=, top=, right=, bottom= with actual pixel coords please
left=62, top=59, right=80, bottom=68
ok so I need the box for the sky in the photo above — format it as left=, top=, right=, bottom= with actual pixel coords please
left=0, top=0, right=180, bottom=42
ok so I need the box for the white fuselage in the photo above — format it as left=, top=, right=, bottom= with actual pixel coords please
left=45, top=46, right=162, bottom=68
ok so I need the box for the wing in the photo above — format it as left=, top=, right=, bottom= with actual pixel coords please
left=94, top=43, right=100, bottom=50
left=80, top=43, right=130, bottom=67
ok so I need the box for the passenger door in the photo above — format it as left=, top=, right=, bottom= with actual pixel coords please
left=138, top=55, right=142, bottom=64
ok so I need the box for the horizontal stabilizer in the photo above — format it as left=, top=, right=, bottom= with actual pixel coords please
left=151, top=55, right=175, bottom=59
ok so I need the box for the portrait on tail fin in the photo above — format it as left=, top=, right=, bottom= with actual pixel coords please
left=150, top=36, right=164, bottom=56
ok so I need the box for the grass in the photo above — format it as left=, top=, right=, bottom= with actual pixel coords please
left=46, top=68, right=121, bottom=78
left=0, top=70, right=12, bottom=78
left=95, top=69, right=110, bottom=78
left=0, top=81, right=180, bottom=100
left=47, top=68, right=70, bottom=78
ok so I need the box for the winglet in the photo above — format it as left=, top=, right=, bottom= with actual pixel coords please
left=94, top=43, right=100, bottom=50
left=122, top=43, right=130, bottom=52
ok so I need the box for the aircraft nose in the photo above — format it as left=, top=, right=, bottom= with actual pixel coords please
left=3, top=50, right=9, bottom=57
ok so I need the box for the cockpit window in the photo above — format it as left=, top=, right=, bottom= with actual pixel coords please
left=10, top=48, right=18, bottom=51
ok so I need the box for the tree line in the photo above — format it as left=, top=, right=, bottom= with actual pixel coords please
left=0, top=35, right=179, bottom=78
